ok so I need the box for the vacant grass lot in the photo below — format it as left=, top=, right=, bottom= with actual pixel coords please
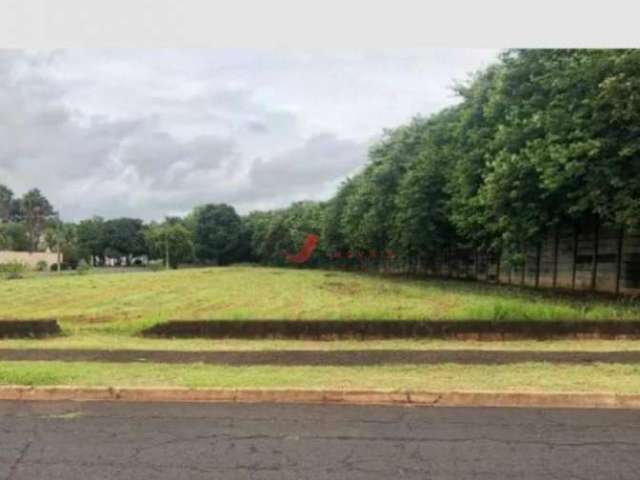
left=2, top=361, right=640, bottom=394
left=2, top=267, right=640, bottom=393
left=1, top=266, right=639, bottom=337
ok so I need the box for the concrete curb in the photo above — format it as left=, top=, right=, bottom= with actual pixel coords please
left=0, top=386, right=639, bottom=409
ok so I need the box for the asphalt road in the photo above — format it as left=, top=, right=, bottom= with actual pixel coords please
left=1, top=401, right=639, bottom=479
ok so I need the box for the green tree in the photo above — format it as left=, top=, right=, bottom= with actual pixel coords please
left=145, top=221, right=195, bottom=268
left=193, top=204, right=243, bottom=265
left=0, top=184, right=13, bottom=223
left=20, top=189, right=56, bottom=252
left=102, top=218, right=147, bottom=265
left=0, top=223, right=29, bottom=251
left=342, top=119, right=428, bottom=255
left=445, top=64, right=504, bottom=249
left=44, top=222, right=80, bottom=269
left=322, top=178, right=357, bottom=254
left=392, top=109, right=459, bottom=261
left=76, top=217, right=107, bottom=265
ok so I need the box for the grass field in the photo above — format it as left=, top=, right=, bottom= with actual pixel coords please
left=3, top=266, right=640, bottom=393
left=4, top=336, right=640, bottom=352
left=2, top=361, right=640, bottom=394
left=1, top=266, right=639, bottom=339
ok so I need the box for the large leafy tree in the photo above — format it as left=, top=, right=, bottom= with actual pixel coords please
left=445, top=64, right=504, bottom=249
left=322, top=178, right=358, bottom=254
left=392, top=109, right=459, bottom=260
left=193, top=204, right=244, bottom=265
left=76, top=217, right=107, bottom=265
left=20, top=189, right=56, bottom=252
left=145, top=221, right=195, bottom=268
left=0, top=222, right=29, bottom=251
left=475, top=49, right=640, bottom=252
left=342, top=119, right=428, bottom=254
left=102, top=218, right=147, bottom=264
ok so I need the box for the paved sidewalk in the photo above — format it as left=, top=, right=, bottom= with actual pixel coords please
left=2, top=348, right=640, bottom=364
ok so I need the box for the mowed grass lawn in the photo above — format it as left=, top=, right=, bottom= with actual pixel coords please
left=3, top=361, right=640, bottom=394
left=1, top=265, right=639, bottom=337
left=3, top=266, right=640, bottom=394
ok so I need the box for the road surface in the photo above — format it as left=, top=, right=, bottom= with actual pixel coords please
left=1, top=401, right=639, bottom=479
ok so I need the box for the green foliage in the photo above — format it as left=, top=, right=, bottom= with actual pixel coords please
left=0, top=222, right=29, bottom=251
left=102, top=218, right=147, bottom=264
left=193, top=204, right=244, bottom=265
left=392, top=109, right=459, bottom=260
left=35, top=260, right=48, bottom=272
left=248, top=49, right=640, bottom=264
left=0, top=184, right=13, bottom=223
left=76, top=217, right=106, bottom=265
left=19, top=188, right=56, bottom=252
left=0, top=261, right=28, bottom=280
left=340, top=120, right=429, bottom=254
left=145, top=221, right=195, bottom=268
left=244, top=201, right=325, bottom=265
left=76, top=259, right=93, bottom=275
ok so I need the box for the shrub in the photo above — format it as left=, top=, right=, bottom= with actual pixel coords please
left=0, top=261, right=29, bottom=280
left=76, top=260, right=93, bottom=275
left=36, top=260, right=48, bottom=272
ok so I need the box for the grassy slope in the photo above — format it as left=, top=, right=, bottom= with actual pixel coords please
left=3, top=336, right=640, bottom=352
left=2, top=361, right=640, bottom=394
left=1, top=266, right=639, bottom=337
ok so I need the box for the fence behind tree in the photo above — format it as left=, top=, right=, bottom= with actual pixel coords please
left=406, top=219, right=640, bottom=296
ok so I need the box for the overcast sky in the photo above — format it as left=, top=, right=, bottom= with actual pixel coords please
left=0, top=49, right=498, bottom=221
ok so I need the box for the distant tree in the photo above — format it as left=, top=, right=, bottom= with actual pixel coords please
left=242, top=201, right=325, bottom=266
left=44, top=221, right=79, bottom=269
left=0, top=225, right=8, bottom=249
left=0, top=223, right=29, bottom=251
left=102, top=218, right=147, bottom=265
left=145, top=221, right=195, bottom=268
left=0, top=184, right=13, bottom=223
left=9, top=198, right=22, bottom=222
left=193, top=204, right=243, bottom=265
left=322, top=178, right=358, bottom=256
left=76, top=217, right=106, bottom=265
left=20, top=189, right=56, bottom=252
left=242, top=210, right=279, bottom=263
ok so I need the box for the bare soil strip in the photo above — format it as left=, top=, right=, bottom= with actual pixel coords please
left=144, top=319, right=640, bottom=340
left=0, top=320, right=60, bottom=338
left=2, top=348, right=640, bottom=365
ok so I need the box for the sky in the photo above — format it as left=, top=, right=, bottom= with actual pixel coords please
left=0, top=49, right=498, bottom=221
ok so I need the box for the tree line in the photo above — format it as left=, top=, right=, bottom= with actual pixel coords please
left=2, top=50, right=639, bottom=270
left=247, top=49, right=640, bottom=268
left=0, top=189, right=250, bottom=269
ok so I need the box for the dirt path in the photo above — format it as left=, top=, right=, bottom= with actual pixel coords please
left=1, top=348, right=640, bottom=365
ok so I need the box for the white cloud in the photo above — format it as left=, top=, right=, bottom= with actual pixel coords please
left=0, top=48, right=498, bottom=220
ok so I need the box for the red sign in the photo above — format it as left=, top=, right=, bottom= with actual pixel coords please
left=286, top=234, right=319, bottom=264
